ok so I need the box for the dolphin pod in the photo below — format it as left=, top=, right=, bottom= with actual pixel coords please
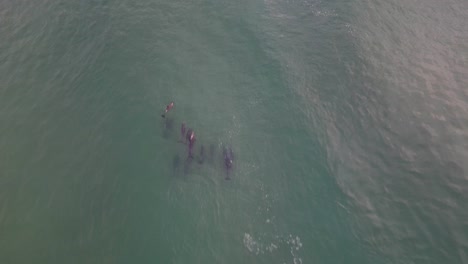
left=162, top=101, right=233, bottom=179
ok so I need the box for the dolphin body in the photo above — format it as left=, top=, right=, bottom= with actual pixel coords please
left=223, top=147, right=234, bottom=180
left=186, top=129, right=196, bottom=159
left=197, top=145, right=205, bottom=164
left=180, top=123, right=186, bottom=143
left=172, top=154, right=181, bottom=176
left=161, top=101, right=174, bottom=118
left=186, top=129, right=193, bottom=143
left=162, top=118, right=174, bottom=138
left=209, top=144, right=215, bottom=163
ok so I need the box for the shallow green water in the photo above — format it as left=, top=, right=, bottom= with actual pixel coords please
left=0, top=0, right=467, bottom=263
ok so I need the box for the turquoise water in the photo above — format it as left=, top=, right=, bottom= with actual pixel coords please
left=1, top=0, right=467, bottom=263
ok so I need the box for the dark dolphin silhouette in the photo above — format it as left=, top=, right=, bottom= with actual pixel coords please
left=197, top=145, right=205, bottom=164
left=186, top=129, right=196, bottom=159
left=180, top=123, right=186, bottom=143
left=186, top=129, right=193, bottom=143
left=223, top=147, right=234, bottom=180
left=162, top=118, right=174, bottom=138
left=172, top=154, right=181, bottom=176
left=161, top=101, right=174, bottom=118
left=209, top=144, right=215, bottom=163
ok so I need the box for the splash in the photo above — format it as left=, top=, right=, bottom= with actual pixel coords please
left=243, top=233, right=261, bottom=255
left=243, top=232, right=303, bottom=263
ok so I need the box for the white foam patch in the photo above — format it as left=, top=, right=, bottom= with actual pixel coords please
left=287, top=235, right=303, bottom=264
left=243, top=233, right=261, bottom=255
left=243, top=232, right=303, bottom=263
left=266, top=242, right=278, bottom=252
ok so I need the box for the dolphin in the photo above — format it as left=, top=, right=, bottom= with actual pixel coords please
left=180, top=123, right=186, bottom=143
left=188, top=137, right=196, bottom=158
left=197, top=145, right=205, bottom=164
left=209, top=144, right=215, bottom=163
left=223, top=147, right=234, bottom=180
left=186, top=129, right=193, bottom=143
left=161, top=101, right=174, bottom=118
left=172, top=154, right=181, bottom=176
left=162, top=118, right=174, bottom=138
left=186, top=129, right=196, bottom=159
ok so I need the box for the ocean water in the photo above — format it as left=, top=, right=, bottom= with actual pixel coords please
left=0, top=0, right=467, bottom=263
